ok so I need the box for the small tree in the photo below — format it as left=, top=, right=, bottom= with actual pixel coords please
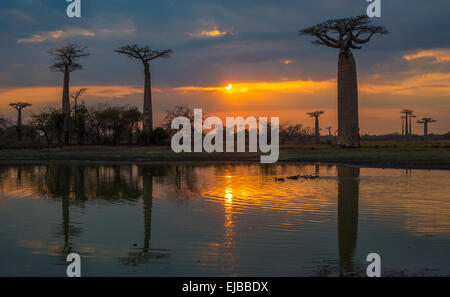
left=0, top=116, right=11, bottom=142
left=115, top=45, right=172, bottom=134
left=31, top=110, right=53, bottom=145
left=49, top=44, right=89, bottom=144
left=162, top=105, right=194, bottom=135
left=307, top=110, right=325, bottom=143
left=121, top=107, right=142, bottom=145
left=9, top=102, right=32, bottom=141
left=300, top=16, right=388, bottom=147
left=417, top=117, right=437, bottom=137
left=71, top=88, right=88, bottom=145
left=326, top=126, right=333, bottom=136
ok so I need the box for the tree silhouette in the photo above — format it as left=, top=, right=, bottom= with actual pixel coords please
left=400, top=109, right=415, bottom=136
left=71, top=88, right=88, bottom=145
left=300, top=15, right=388, bottom=147
left=326, top=126, right=333, bottom=136
left=307, top=110, right=324, bottom=143
left=71, top=88, right=88, bottom=113
left=9, top=102, right=32, bottom=141
left=400, top=115, right=406, bottom=136
left=49, top=44, right=89, bottom=144
left=417, top=117, right=437, bottom=137
left=115, top=45, right=172, bottom=134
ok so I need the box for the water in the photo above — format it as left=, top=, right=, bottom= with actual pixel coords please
left=0, top=163, right=449, bottom=277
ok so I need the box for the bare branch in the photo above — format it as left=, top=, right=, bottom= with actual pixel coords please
left=300, top=15, right=389, bottom=51
left=115, top=45, right=172, bottom=64
left=49, top=43, right=90, bottom=73
left=9, top=102, right=32, bottom=111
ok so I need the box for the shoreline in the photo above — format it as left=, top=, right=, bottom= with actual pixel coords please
left=0, top=145, right=449, bottom=170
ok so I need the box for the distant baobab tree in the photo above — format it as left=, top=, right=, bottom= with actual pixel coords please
left=307, top=110, right=325, bottom=143
left=9, top=102, right=32, bottom=141
left=417, top=117, right=437, bottom=137
left=300, top=15, right=388, bottom=147
left=115, top=45, right=172, bottom=134
left=49, top=44, right=90, bottom=144
left=400, top=109, right=415, bottom=136
left=400, top=115, right=406, bottom=136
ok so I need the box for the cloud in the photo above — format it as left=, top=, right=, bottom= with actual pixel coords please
left=17, top=28, right=96, bottom=43
left=189, top=27, right=233, bottom=39
left=404, top=48, right=450, bottom=63
left=17, top=24, right=136, bottom=43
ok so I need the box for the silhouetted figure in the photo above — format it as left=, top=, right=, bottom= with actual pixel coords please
left=300, top=16, right=388, bottom=147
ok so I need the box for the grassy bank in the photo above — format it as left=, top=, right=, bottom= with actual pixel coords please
left=1, top=140, right=449, bottom=170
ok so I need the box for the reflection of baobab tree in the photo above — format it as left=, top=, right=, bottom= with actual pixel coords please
left=47, top=165, right=83, bottom=263
left=119, top=165, right=169, bottom=266
left=94, top=165, right=141, bottom=201
left=337, top=166, right=360, bottom=275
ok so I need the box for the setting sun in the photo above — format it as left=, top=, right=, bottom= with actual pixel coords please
left=225, top=84, right=233, bottom=90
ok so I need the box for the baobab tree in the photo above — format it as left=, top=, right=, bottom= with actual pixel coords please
left=115, top=45, right=172, bottom=134
left=9, top=102, right=32, bottom=141
left=400, top=109, right=415, bottom=136
left=417, top=117, right=437, bottom=137
left=401, top=115, right=406, bottom=136
left=307, top=110, right=324, bottom=143
left=49, top=44, right=89, bottom=144
left=300, top=16, right=388, bottom=147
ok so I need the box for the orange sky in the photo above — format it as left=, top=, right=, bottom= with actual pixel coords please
left=1, top=49, right=449, bottom=135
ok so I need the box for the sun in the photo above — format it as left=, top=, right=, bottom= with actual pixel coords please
left=225, top=84, right=233, bottom=90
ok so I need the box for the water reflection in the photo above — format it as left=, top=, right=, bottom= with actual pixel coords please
left=0, top=163, right=449, bottom=276
left=337, top=166, right=359, bottom=276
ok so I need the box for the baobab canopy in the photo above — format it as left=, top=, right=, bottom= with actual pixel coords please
left=299, top=15, right=389, bottom=51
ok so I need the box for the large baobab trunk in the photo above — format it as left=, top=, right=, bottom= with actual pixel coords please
left=423, top=122, right=428, bottom=137
left=143, top=64, right=153, bottom=132
left=62, top=69, right=71, bottom=144
left=337, top=50, right=360, bottom=147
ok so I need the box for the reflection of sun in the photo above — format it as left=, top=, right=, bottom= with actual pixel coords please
left=225, top=84, right=232, bottom=90
left=225, top=189, right=233, bottom=201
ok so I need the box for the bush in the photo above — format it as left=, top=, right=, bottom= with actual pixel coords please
left=152, top=127, right=169, bottom=145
